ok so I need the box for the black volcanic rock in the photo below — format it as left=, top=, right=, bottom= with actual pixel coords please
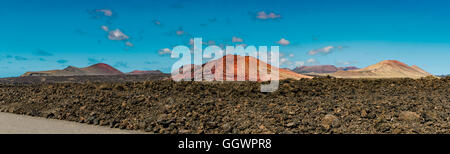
left=0, top=77, right=448, bottom=134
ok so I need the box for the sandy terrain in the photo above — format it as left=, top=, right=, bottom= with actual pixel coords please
left=0, top=112, right=139, bottom=134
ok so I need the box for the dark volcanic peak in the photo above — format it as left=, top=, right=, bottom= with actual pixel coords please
left=88, top=63, right=117, bottom=70
left=62, top=66, right=85, bottom=74
left=21, top=63, right=124, bottom=77
left=63, top=66, right=80, bottom=71
left=82, top=63, right=123, bottom=75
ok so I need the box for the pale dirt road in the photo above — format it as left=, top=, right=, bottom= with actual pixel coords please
left=0, top=112, right=142, bottom=134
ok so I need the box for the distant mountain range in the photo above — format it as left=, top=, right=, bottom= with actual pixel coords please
left=127, top=70, right=164, bottom=75
left=20, top=56, right=433, bottom=80
left=290, top=60, right=431, bottom=79
left=21, top=63, right=164, bottom=77
left=292, top=65, right=359, bottom=74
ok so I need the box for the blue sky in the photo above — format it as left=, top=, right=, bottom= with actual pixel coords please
left=1, top=0, right=450, bottom=77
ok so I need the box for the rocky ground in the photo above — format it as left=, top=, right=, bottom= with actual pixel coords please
left=0, top=74, right=170, bottom=84
left=0, top=76, right=448, bottom=134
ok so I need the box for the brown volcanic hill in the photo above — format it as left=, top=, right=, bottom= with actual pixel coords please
left=172, top=54, right=312, bottom=81
left=127, top=70, right=164, bottom=75
left=21, top=63, right=123, bottom=77
left=81, top=63, right=123, bottom=75
left=332, top=60, right=432, bottom=78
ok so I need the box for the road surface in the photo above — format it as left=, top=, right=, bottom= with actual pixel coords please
left=0, top=112, right=140, bottom=134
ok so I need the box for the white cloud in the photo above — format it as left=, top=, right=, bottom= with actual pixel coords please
left=153, top=20, right=162, bottom=26
left=176, top=30, right=185, bottom=35
left=280, top=58, right=306, bottom=69
left=96, top=9, right=113, bottom=17
left=336, top=60, right=357, bottom=66
left=176, top=27, right=185, bottom=36
left=256, top=11, right=281, bottom=20
left=189, top=38, right=216, bottom=46
left=101, top=25, right=109, bottom=32
left=338, top=61, right=350, bottom=65
left=280, top=58, right=289, bottom=65
left=276, top=38, right=290, bottom=46
left=108, top=29, right=129, bottom=41
left=125, top=42, right=134, bottom=47
left=158, top=48, right=172, bottom=55
left=294, top=61, right=305, bottom=67
left=289, top=53, right=294, bottom=58
left=232, top=36, right=243, bottom=43
left=236, top=44, right=247, bottom=47
left=308, top=46, right=345, bottom=55
left=306, top=58, right=318, bottom=64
